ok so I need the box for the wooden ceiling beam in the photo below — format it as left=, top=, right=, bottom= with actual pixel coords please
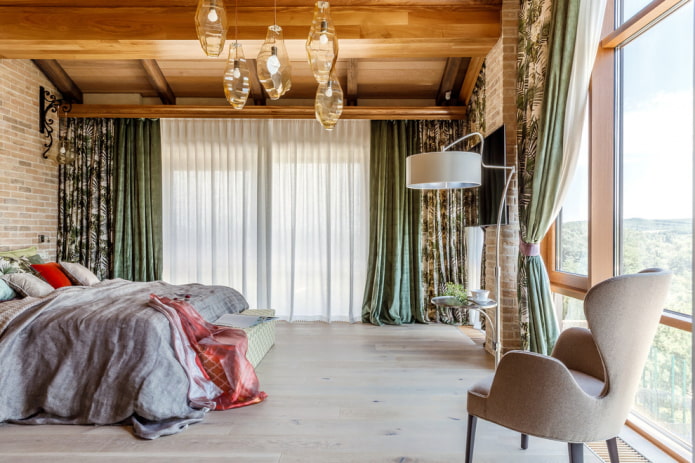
left=0, top=1, right=498, bottom=7
left=141, top=59, right=176, bottom=105
left=246, top=58, right=266, bottom=106
left=0, top=6, right=501, bottom=41
left=0, top=39, right=497, bottom=60
left=458, top=56, right=484, bottom=105
left=32, top=59, right=83, bottom=103
left=435, top=57, right=469, bottom=106
left=64, top=104, right=467, bottom=120
left=346, top=59, right=358, bottom=106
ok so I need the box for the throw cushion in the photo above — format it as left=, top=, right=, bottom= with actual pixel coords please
left=31, top=263, right=73, bottom=289
left=59, top=261, right=100, bottom=286
left=1, top=273, right=54, bottom=298
left=0, top=279, right=16, bottom=301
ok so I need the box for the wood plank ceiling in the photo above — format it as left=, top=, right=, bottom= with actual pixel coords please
left=0, top=0, right=501, bottom=109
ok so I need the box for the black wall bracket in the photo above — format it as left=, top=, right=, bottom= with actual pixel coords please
left=39, top=86, right=72, bottom=159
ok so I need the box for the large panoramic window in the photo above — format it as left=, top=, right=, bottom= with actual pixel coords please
left=547, top=0, right=693, bottom=457
left=617, top=0, right=693, bottom=447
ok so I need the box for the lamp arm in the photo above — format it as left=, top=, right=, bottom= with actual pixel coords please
left=441, top=132, right=484, bottom=156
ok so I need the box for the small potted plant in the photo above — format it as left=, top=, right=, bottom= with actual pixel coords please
left=432, top=282, right=468, bottom=307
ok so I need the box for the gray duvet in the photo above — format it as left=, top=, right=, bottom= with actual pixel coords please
left=0, top=278, right=249, bottom=438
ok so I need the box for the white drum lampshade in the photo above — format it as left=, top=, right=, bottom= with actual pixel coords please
left=406, top=150, right=482, bottom=190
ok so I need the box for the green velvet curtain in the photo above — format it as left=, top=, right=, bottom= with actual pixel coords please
left=517, top=0, right=580, bottom=353
left=362, top=120, right=425, bottom=325
left=57, top=118, right=115, bottom=279
left=113, top=118, right=163, bottom=281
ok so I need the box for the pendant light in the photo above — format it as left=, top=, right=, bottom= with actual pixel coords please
left=306, top=1, right=338, bottom=84
left=256, top=0, right=292, bottom=99
left=195, top=0, right=228, bottom=57
left=223, top=0, right=250, bottom=109
left=224, top=43, right=250, bottom=109
left=314, top=70, right=343, bottom=130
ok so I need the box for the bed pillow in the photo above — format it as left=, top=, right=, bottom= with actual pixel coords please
left=59, top=261, right=100, bottom=286
left=0, top=279, right=16, bottom=301
left=0, top=246, right=44, bottom=264
left=1, top=273, right=54, bottom=297
left=31, top=263, right=73, bottom=289
left=0, top=246, right=38, bottom=258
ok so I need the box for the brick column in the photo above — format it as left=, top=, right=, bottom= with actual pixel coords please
left=483, top=0, right=521, bottom=353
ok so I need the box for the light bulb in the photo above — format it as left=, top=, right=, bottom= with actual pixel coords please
left=267, top=48, right=281, bottom=74
left=325, top=84, right=333, bottom=98
left=207, top=8, right=218, bottom=22
left=233, top=64, right=241, bottom=78
left=319, top=20, right=329, bottom=45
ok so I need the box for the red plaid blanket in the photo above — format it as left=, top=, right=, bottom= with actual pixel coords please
left=149, top=295, right=267, bottom=411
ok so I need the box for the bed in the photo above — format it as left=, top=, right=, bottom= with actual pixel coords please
left=0, top=261, right=263, bottom=439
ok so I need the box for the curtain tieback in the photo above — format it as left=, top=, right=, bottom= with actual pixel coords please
left=519, top=238, right=540, bottom=257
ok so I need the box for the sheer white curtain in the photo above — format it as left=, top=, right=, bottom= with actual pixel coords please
left=161, top=118, right=370, bottom=322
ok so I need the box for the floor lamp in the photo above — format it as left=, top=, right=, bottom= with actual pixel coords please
left=406, top=132, right=515, bottom=366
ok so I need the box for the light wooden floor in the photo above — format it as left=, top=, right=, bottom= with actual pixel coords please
left=0, top=322, right=644, bottom=462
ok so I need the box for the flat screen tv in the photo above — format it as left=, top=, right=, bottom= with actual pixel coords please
left=472, top=125, right=508, bottom=227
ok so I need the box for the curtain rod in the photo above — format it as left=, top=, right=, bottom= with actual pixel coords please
left=62, top=105, right=467, bottom=121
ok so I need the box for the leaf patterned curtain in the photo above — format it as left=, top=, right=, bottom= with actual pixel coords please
left=57, top=118, right=115, bottom=280
left=517, top=0, right=596, bottom=353
left=417, top=120, right=479, bottom=324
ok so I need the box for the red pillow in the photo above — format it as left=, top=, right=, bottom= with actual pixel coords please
left=31, top=262, right=73, bottom=289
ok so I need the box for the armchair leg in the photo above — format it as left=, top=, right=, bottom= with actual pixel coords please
left=568, top=443, right=584, bottom=463
left=521, top=433, right=529, bottom=450
left=606, top=437, right=620, bottom=463
left=465, top=415, right=477, bottom=463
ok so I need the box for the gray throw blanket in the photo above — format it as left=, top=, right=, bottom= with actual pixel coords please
left=0, top=279, right=249, bottom=439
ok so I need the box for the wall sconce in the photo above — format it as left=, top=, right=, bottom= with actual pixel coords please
left=39, top=86, right=72, bottom=160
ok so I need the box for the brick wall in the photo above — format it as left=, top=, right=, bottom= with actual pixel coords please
left=0, top=59, right=59, bottom=259
left=483, top=0, right=522, bottom=352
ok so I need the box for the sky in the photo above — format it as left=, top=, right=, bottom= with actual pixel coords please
left=561, top=1, right=693, bottom=223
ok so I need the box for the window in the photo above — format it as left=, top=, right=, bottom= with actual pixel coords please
left=555, top=109, right=589, bottom=277
left=546, top=0, right=694, bottom=457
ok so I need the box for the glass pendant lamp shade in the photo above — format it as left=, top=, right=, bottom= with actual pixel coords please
left=306, top=1, right=339, bottom=84
left=223, top=42, right=250, bottom=109
left=257, top=25, right=292, bottom=100
left=314, top=72, right=343, bottom=130
left=195, top=0, right=228, bottom=57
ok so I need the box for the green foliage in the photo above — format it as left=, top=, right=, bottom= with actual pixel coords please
left=560, top=217, right=692, bottom=443
left=443, top=282, right=468, bottom=305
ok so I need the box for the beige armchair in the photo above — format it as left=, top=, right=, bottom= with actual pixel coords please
left=465, top=268, right=672, bottom=463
